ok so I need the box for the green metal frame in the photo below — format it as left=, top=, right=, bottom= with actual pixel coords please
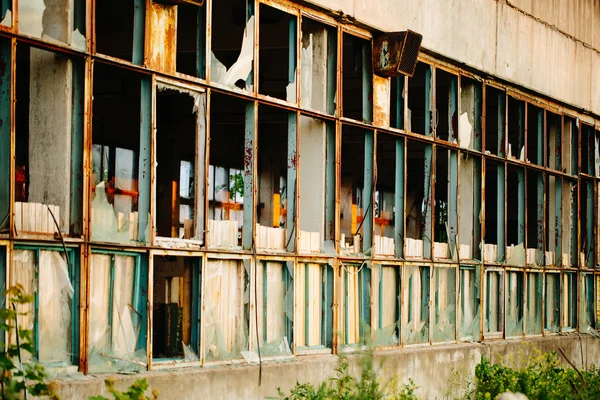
left=0, top=39, right=10, bottom=232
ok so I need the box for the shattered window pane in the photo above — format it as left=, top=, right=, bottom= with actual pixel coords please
left=458, top=155, right=481, bottom=261
left=405, top=140, right=433, bottom=259
left=546, top=112, right=562, bottom=170
left=527, top=104, right=544, bottom=166
left=15, top=45, right=84, bottom=237
left=204, top=259, right=248, bottom=362
left=91, top=65, right=148, bottom=245
left=433, top=267, right=456, bottom=343
left=407, top=62, right=432, bottom=135
left=544, top=273, right=560, bottom=333
left=484, top=85, right=505, bottom=156
left=525, top=272, right=542, bottom=335
left=483, top=159, right=503, bottom=263
left=372, top=265, right=400, bottom=346
left=176, top=1, right=206, bottom=78
left=580, top=180, right=594, bottom=268
left=18, top=0, right=86, bottom=49
left=506, top=165, right=525, bottom=266
left=581, top=274, right=595, bottom=333
left=374, top=134, right=398, bottom=257
left=484, top=270, right=502, bottom=334
left=152, top=256, right=199, bottom=362
left=390, top=76, right=405, bottom=130
left=434, top=148, right=458, bottom=261
left=0, top=0, right=10, bottom=26
left=11, top=248, right=77, bottom=366
left=300, top=18, right=336, bottom=114
left=342, top=33, right=372, bottom=122
left=255, top=261, right=293, bottom=357
left=88, top=253, right=147, bottom=373
left=211, top=0, right=254, bottom=91
left=295, top=263, right=333, bottom=350
left=506, top=271, right=524, bottom=337
left=546, top=175, right=562, bottom=267
left=459, top=266, right=480, bottom=340
left=339, top=262, right=370, bottom=347
left=459, top=76, right=482, bottom=151
left=156, top=85, right=206, bottom=243
left=434, top=69, right=458, bottom=143
left=526, top=170, right=544, bottom=267
left=403, top=265, right=430, bottom=344
left=257, top=106, right=295, bottom=252
left=563, top=272, right=577, bottom=329
left=259, top=4, right=297, bottom=102
left=507, top=96, right=525, bottom=160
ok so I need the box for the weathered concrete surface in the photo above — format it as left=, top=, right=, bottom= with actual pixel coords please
left=51, top=335, right=600, bottom=399
left=303, top=0, right=600, bottom=117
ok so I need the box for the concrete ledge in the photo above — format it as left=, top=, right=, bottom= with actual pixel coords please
left=52, top=335, right=600, bottom=399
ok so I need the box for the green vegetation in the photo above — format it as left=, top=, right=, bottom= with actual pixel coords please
left=89, top=378, right=158, bottom=400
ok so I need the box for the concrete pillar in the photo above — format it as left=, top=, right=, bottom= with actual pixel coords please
left=28, top=48, right=73, bottom=231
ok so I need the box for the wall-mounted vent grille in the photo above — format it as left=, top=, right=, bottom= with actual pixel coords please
left=373, top=30, right=422, bottom=77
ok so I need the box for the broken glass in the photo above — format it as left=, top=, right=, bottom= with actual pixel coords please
left=459, top=266, right=480, bottom=340
left=211, top=0, right=254, bottom=91
left=403, top=265, right=430, bottom=344
left=525, top=272, right=542, bottom=335
left=484, top=85, right=505, bottom=156
left=505, top=271, right=524, bottom=337
left=339, top=262, right=370, bottom=347
left=18, top=0, right=86, bottom=49
left=484, top=270, right=503, bottom=334
left=433, top=267, right=456, bottom=342
left=405, top=140, right=432, bottom=259
left=407, top=62, right=432, bottom=135
left=563, top=273, right=577, bottom=329
left=374, top=134, right=398, bottom=257
left=204, top=259, right=249, bottom=362
left=458, top=155, right=481, bottom=261
left=435, top=69, right=458, bottom=143
left=11, top=249, right=75, bottom=366
left=544, top=273, right=560, bottom=333
left=372, top=265, right=400, bottom=346
left=255, top=261, right=293, bottom=357
left=507, top=96, right=525, bottom=160
left=295, top=263, right=333, bottom=350
left=342, top=33, right=372, bottom=122
left=88, top=253, right=147, bottom=373
left=459, top=76, right=482, bottom=151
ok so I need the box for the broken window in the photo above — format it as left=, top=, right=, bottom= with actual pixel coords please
left=596, top=129, right=600, bottom=177
left=433, top=266, right=456, bottom=343
left=19, top=0, right=86, bottom=49
left=0, top=38, right=10, bottom=234
left=580, top=273, right=595, bottom=333
left=203, top=259, right=249, bottom=362
left=299, top=116, right=336, bottom=253
left=546, top=112, right=562, bottom=170
left=404, top=140, right=433, bottom=259
left=255, top=261, right=293, bottom=357
left=208, top=94, right=254, bottom=249
left=155, top=83, right=206, bottom=245
left=506, top=165, right=525, bottom=266
left=407, top=62, right=432, bottom=135
left=176, top=1, right=206, bottom=78
left=342, top=33, right=372, bottom=122
left=544, top=273, right=560, bottom=333
left=434, top=69, right=458, bottom=143
left=91, top=64, right=150, bottom=245
left=390, top=76, right=405, bottom=130
left=258, top=4, right=297, bottom=102
left=152, top=256, right=200, bottom=364
left=11, top=247, right=79, bottom=368
left=15, top=44, right=84, bottom=238
left=458, top=265, right=480, bottom=340
left=484, top=269, right=503, bottom=337
left=340, top=126, right=373, bottom=254
left=459, top=76, right=482, bottom=151
left=580, top=180, right=594, bottom=268
left=507, top=96, right=525, bottom=160
left=0, top=0, right=11, bottom=26
left=95, top=0, right=143, bottom=64
left=561, top=179, right=577, bottom=268
left=211, top=0, right=254, bottom=91
left=545, top=175, right=562, bottom=266
left=257, top=106, right=295, bottom=252
left=562, top=272, right=577, bottom=330
left=525, top=272, right=542, bottom=335
left=294, top=263, right=333, bottom=353
left=527, top=104, right=543, bottom=165
left=505, top=271, right=524, bottom=337
left=403, top=265, right=430, bottom=344
left=484, top=86, right=505, bottom=156
left=88, top=250, right=148, bottom=373
left=300, top=17, right=337, bottom=114
left=339, top=262, right=370, bottom=349
left=526, top=170, right=544, bottom=266
left=458, top=154, right=481, bottom=261
left=372, top=264, right=400, bottom=346
left=562, top=117, right=578, bottom=176
left=483, top=159, right=504, bottom=263
left=375, top=133, right=401, bottom=257
left=433, top=148, right=458, bottom=260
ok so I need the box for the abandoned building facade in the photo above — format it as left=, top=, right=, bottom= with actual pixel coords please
left=0, top=0, right=599, bottom=396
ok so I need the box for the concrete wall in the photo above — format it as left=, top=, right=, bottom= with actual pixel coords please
left=52, top=335, right=600, bottom=399
left=304, top=0, right=600, bottom=117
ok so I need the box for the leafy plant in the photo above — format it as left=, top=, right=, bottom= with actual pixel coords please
left=0, top=284, right=59, bottom=399
left=89, top=378, right=158, bottom=400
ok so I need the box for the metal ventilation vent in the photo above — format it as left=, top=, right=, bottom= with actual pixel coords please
left=373, top=30, right=423, bottom=77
